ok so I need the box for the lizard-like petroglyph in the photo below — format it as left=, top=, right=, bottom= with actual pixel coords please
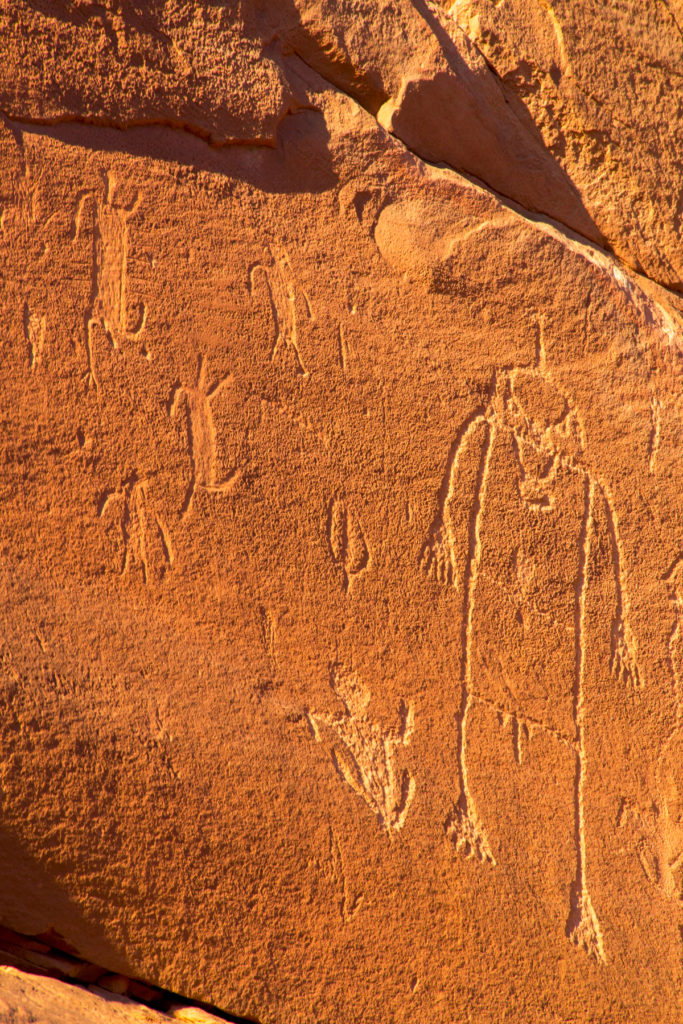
left=72, top=171, right=146, bottom=390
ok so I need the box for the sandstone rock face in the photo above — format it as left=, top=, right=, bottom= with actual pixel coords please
left=443, top=0, right=683, bottom=288
left=1, top=3, right=683, bottom=1023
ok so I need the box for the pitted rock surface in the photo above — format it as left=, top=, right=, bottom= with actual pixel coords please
left=1, top=4, right=683, bottom=1022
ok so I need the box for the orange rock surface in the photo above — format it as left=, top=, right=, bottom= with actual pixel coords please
left=1, top=3, right=683, bottom=1022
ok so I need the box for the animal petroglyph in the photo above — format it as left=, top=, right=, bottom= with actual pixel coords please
left=23, top=303, right=45, bottom=370
left=421, top=351, right=641, bottom=960
left=308, top=666, right=415, bottom=833
left=99, top=474, right=172, bottom=584
left=249, top=248, right=311, bottom=377
left=72, top=172, right=145, bottom=390
left=168, top=354, right=239, bottom=518
left=328, top=497, right=370, bottom=591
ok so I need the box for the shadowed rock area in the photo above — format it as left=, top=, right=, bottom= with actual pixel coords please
left=1, top=2, right=683, bottom=1022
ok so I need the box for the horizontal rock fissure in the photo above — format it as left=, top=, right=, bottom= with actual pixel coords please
left=3, top=46, right=681, bottom=310
left=0, top=924, right=260, bottom=1024
left=0, top=110, right=283, bottom=150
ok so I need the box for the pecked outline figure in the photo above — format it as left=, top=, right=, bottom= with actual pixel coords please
left=308, top=665, right=416, bottom=835
left=420, top=338, right=642, bottom=962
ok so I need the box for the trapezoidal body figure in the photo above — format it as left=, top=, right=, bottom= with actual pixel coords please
left=421, top=347, right=641, bottom=962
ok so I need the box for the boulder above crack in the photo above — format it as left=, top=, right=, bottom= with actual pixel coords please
left=0, top=2, right=296, bottom=145
left=6, top=0, right=681, bottom=285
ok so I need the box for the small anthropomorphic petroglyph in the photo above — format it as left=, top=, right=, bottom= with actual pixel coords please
left=249, top=247, right=312, bottom=377
left=72, top=171, right=146, bottom=391
left=420, top=334, right=642, bottom=961
left=98, top=473, right=172, bottom=584
left=168, top=353, right=239, bottom=518
left=328, top=496, right=369, bottom=591
left=308, top=666, right=415, bottom=834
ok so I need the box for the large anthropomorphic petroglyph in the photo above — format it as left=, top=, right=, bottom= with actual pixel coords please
left=421, top=338, right=642, bottom=961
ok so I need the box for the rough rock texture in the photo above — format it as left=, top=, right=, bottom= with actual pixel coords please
left=443, top=0, right=683, bottom=288
left=1, top=3, right=683, bottom=1023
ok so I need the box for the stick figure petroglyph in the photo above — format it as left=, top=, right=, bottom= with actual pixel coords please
left=421, top=342, right=642, bottom=961
left=308, top=666, right=416, bottom=834
left=168, top=354, right=239, bottom=518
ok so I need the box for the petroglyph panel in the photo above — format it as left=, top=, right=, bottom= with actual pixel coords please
left=1, top=14, right=683, bottom=1023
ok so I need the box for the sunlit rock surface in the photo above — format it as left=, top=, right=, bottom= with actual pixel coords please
left=1, top=3, right=683, bottom=1022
